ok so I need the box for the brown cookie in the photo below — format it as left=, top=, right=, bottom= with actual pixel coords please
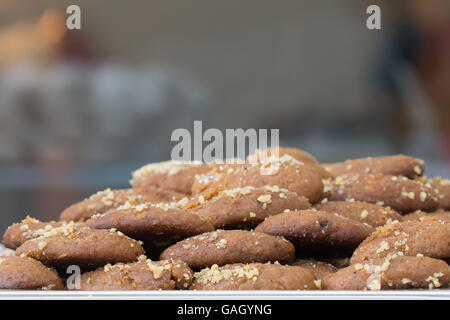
left=130, top=160, right=212, bottom=194
left=289, top=259, right=337, bottom=281
left=160, top=230, right=295, bottom=268
left=189, top=263, right=318, bottom=290
left=428, top=177, right=450, bottom=210
left=247, top=147, right=319, bottom=165
left=15, top=222, right=144, bottom=269
left=84, top=200, right=215, bottom=257
left=314, top=201, right=402, bottom=227
left=350, top=220, right=450, bottom=264
left=192, top=155, right=325, bottom=203
left=3, top=216, right=71, bottom=250
left=79, top=258, right=193, bottom=290
left=322, top=256, right=450, bottom=290
left=60, top=187, right=185, bottom=222
left=0, top=256, right=64, bottom=290
left=323, top=173, right=439, bottom=213
left=402, top=211, right=450, bottom=223
left=185, top=186, right=311, bottom=229
left=255, top=210, right=373, bottom=257
left=322, top=155, right=425, bottom=178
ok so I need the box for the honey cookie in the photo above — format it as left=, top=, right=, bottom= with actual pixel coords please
left=189, top=263, right=318, bottom=290
left=322, top=155, right=424, bottom=179
left=255, top=210, right=373, bottom=257
left=428, top=177, right=450, bottom=210
left=15, top=222, right=144, bottom=269
left=247, top=147, right=319, bottom=165
left=314, top=201, right=402, bottom=227
left=84, top=200, right=215, bottom=257
left=3, top=216, right=80, bottom=250
left=289, top=259, right=337, bottom=281
left=192, top=154, right=325, bottom=203
left=130, top=160, right=212, bottom=195
left=60, top=187, right=185, bottom=222
left=350, top=220, right=450, bottom=264
left=322, top=256, right=450, bottom=290
left=79, top=258, right=193, bottom=290
left=402, top=210, right=450, bottom=223
left=0, top=256, right=64, bottom=290
left=323, top=173, right=439, bottom=213
left=185, top=186, right=311, bottom=229
left=160, top=230, right=295, bottom=268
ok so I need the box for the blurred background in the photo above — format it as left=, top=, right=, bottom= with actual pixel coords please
left=0, top=0, right=449, bottom=231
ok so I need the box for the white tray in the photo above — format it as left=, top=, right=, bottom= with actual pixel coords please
left=0, top=290, right=449, bottom=300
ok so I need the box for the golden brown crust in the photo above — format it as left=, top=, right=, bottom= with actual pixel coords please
left=15, top=223, right=144, bottom=269
left=323, top=173, right=439, bottom=213
left=191, top=155, right=325, bottom=204
left=255, top=210, right=373, bottom=257
left=247, top=147, right=319, bottom=165
left=189, top=263, right=318, bottom=290
left=84, top=201, right=214, bottom=256
left=130, top=161, right=212, bottom=194
left=3, top=217, right=69, bottom=250
left=160, top=230, right=295, bottom=268
left=402, top=211, right=450, bottom=223
left=289, top=259, right=337, bottom=280
left=186, top=186, right=311, bottom=229
left=314, top=201, right=402, bottom=227
left=0, top=256, right=64, bottom=290
left=322, top=155, right=424, bottom=179
left=60, top=187, right=185, bottom=222
left=79, top=258, right=193, bottom=290
left=322, top=256, right=450, bottom=290
left=351, top=220, right=450, bottom=264
left=428, top=177, right=450, bottom=210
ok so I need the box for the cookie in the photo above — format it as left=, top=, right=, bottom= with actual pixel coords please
left=185, top=185, right=311, bottom=229
left=15, top=222, right=144, bottom=269
left=289, top=259, right=337, bottom=281
left=130, top=160, right=212, bottom=194
left=314, top=201, right=402, bottom=227
left=255, top=210, right=373, bottom=257
left=84, top=200, right=215, bottom=257
left=192, top=154, right=325, bottom=203
left=189, top=262, right=318, bottom=290
left=247, top=147, right=319, bottom=165
left=79, top=258, right=193, bottom=290
left=0, top=256, right=64, bottom=290
left=322, top=155, right=424, bottom=178
left=428, top=177, right=450, bottom=210
left=350, top=220, right=450, bottom=264
left=160, top=230, right=295, bottom=268
left=322, top=256, right=450, bottom=290
left=60, top=187, right=185, bottom=222
left=323, top=173, right=439, bottom=213
left=402, top=211, right=450, bottom=223
left=3, top=216, right=71, bottom=250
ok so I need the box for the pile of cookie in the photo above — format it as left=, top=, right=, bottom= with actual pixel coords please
left=1, top=147, right=449, bottom=291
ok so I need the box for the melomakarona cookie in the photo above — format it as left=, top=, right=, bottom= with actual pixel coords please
left=15, top=223, right=144, bottom=269
left=323, top=173, right=439, bottom=213
left=189, top=262, right=318, bottom=290
left=79, top=258, right=193, bottom=290
left=322, top=256, right=450, bottom=290
left=255, top=210, right=373, bottom=257
left=160, top=229, right=295, bottom=268
left=60, top=187, right=185, bottom=222
left=0, top=256, right=64, bottom=290
left=322, top=155, right=424, bottom=178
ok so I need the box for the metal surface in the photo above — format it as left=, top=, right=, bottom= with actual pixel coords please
left=0, top=290, right=449, bottom=300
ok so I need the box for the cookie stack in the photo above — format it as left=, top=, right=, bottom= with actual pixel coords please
left=1, top=147, right=449, bottom=291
